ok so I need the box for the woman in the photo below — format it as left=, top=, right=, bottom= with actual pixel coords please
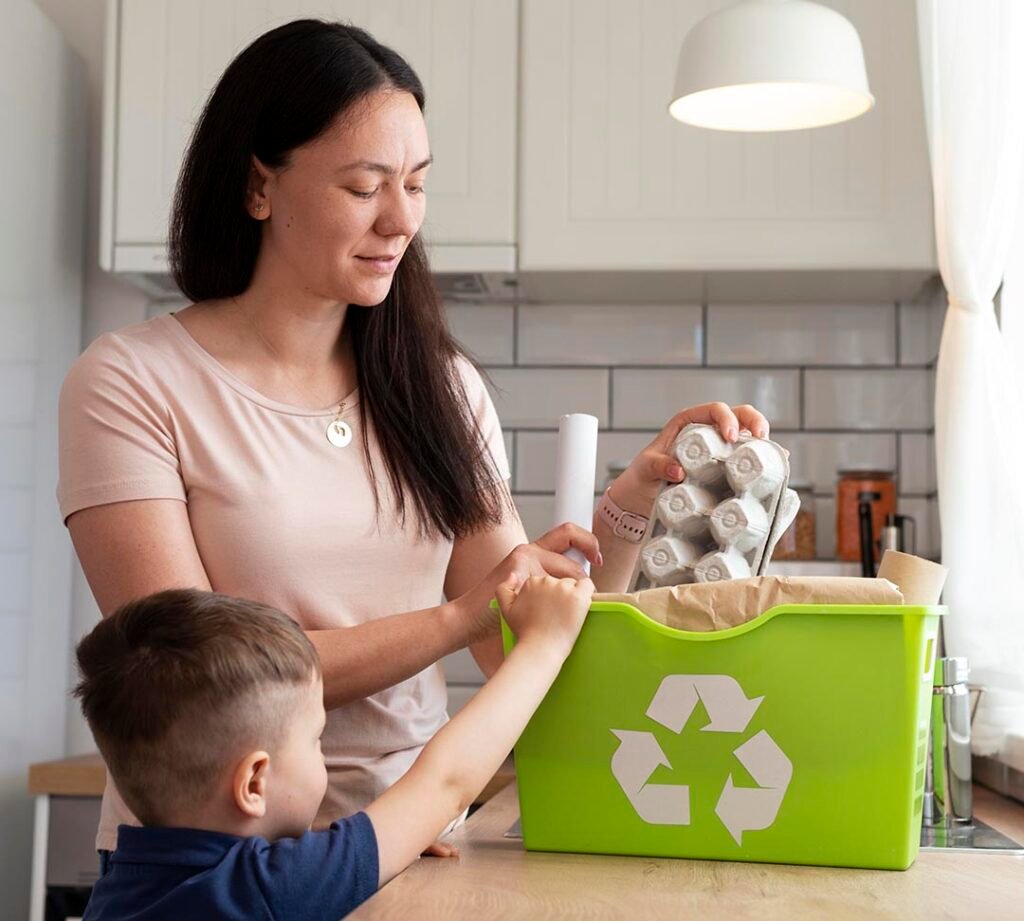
left=58, top=20, right=768, bottom=856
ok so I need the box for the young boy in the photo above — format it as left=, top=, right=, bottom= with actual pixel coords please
left=75, top=573, right=592, bottom=919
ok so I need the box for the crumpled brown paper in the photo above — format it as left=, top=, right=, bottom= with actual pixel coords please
left=595, top=576, right=904, bottom=632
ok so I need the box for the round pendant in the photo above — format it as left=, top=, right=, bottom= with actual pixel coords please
left=326, top=419, right=352, bottom=448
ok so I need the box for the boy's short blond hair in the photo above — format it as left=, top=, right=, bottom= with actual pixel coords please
left=74, top=588, right=321, bottom=826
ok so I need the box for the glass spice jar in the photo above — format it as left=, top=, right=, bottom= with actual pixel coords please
left=836, top=469, right=897, bottom=562
left=772, top=484, right=816, bottom=560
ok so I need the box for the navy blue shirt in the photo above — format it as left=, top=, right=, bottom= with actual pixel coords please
left=84, top=814, right=378, bottom=920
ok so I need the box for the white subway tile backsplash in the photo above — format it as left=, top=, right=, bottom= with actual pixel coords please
left=815, top=497, right=837, bottom=559
left=595, top=431, right=658, bottom=491
left=515, top=430, right=655, bottom=493
left=513, top=493, right=556, bottom=540
left=766, top=560, right=862, bottom=577
left=0, top=427, right=32, bottom=487
left=0, top=489, right=31, bottom=551
left=804, top=369, right=932, bottom=430
left=503, top=431, right=515, bottom=482
left=782, top=433, right=897, bottom=493
left=514, top=432, right=559, bottom=493
left=898, top=302, right=929, bottom=365
left=898, top=496, right=940, bottom=559
left=488, top=297, right=937, bottom=562
left=0, top=364, right=34, bottom=425
left=518, top=303, right=702, bottom=366
left=486, top=368, right=608, bottom=428
left=899, top=297, right=945, bottom=366
left=707, top=303, right=896, bottom=366
left=446, top=303, right=514, bottom=365
left=899, top=433, right=936, bottom=494
left=613, top=369, right=800, bottom=429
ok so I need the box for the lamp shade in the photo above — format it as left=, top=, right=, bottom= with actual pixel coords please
left=669, top=0, right=874, bottom=132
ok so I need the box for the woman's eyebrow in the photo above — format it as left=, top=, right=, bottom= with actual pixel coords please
left=337, top=156, right=433, bottom=175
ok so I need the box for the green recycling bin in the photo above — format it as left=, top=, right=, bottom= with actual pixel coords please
left=502, top=601, right=944, bottom=870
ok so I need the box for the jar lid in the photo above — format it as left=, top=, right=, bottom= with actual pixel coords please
left=837, top=468, right=895, bottom=478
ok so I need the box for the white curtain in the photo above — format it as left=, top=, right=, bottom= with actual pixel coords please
left=917, top=0, right=1024, bottom=757
left=1004, top=172, right=1024, bottom=411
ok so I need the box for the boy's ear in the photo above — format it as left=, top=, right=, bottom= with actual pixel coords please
left=232, top=751, right=270, bottom=819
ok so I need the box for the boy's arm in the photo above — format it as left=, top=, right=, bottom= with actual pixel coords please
left=364, top=576, right=592, bottom=886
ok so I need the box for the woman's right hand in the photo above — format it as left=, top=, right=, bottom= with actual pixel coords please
left=450, top=523, right=601, bottom=643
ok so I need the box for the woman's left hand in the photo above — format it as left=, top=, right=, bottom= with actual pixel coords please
left=608, top=402, right=770, bottom=515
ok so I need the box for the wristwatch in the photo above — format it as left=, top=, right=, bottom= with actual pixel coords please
left=596, top=488, right=649, bottom=544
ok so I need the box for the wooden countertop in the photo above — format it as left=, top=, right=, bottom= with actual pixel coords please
left=352, top=783, right=1024, bottom=919
left=28, top=753, right=105, bottom=796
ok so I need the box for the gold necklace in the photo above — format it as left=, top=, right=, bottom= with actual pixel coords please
left=236, top=299, right=353, bottom=448
left=325, top=402, right=352, bottom=448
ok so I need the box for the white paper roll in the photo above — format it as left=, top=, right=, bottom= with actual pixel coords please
left=553, top=413, right=599, bottom=574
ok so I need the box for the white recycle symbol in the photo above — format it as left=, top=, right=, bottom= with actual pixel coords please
left=610, top=674, right=792, bottom=845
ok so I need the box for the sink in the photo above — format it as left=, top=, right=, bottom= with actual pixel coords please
left=920, top=817, right=1024, bottom=855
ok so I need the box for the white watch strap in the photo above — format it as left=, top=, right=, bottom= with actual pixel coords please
left=597, top=489, right=648, bottom=544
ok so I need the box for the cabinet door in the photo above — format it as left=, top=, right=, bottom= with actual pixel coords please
left=519, top=0, right=934, bottom=271
left=112, top=0, right=516, bottom=254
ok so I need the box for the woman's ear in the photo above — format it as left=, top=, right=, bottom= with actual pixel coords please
left=247, top=155, right=272, bottom=220
left=232, top=750, right=270, bottom=818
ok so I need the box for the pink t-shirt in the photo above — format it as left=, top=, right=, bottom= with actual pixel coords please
left=57, top=311, right=510, bottom=851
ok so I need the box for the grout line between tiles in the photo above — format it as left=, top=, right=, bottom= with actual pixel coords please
left=508, top=431, right=516, bottom=491
left=701, top=302, right=709, bottom=366
left=895, top=301, right=902, bottom=367
left=483, top=362, right=934, bottom=371
left=608, top=369, right=614, bottom=428
left=798, top=367, right=806, bottom=430
left=506, top=426, right=935, bottom=435
left=512, top=301, right=519, bottom=365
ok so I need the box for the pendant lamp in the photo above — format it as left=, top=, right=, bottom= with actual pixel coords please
left=669, top=0, right=874, bottom=132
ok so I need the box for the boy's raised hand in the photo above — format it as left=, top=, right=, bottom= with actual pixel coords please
left=496, top=574, right=594, bottom=659
left=367, top=573, right=594, bottom=888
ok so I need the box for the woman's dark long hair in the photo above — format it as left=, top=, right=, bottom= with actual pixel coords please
left=169, top=20, right=508, bottom=540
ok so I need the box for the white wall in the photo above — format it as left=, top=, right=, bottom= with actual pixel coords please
left=32, top=0, right=152, bottom=757
left=2, top=2, right=89, bottom=916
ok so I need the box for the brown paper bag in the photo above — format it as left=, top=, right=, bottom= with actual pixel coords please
left=596, top=576, right=904, bottom=632
left=876, top=550, right=948, bottom=605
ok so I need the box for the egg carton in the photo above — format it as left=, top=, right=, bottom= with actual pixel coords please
left=628, top=424, right=801, bottom=591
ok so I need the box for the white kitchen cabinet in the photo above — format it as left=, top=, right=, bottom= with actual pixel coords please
left=101, top=0, right=517, bottom=277
left=518, top=0, right=935, bottom=272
